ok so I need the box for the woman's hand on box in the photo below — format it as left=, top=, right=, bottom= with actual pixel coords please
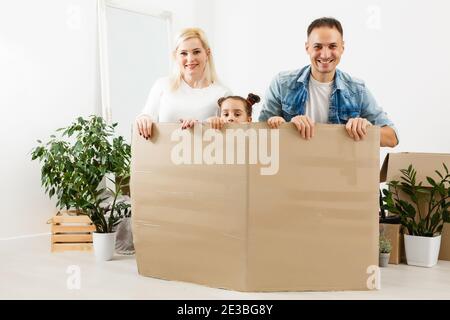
left=136, top=114, right=153, bottom=139
left=180, top=119, right=199, bottom=130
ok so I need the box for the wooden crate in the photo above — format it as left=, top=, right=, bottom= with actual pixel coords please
left=50, top=214, right=96, bottom=252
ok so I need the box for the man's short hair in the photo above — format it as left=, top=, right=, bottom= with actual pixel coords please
left=307, top=17, right=343, bottom=38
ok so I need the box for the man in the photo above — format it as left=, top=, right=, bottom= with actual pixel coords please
left=259, top=17, right=398, bottom=147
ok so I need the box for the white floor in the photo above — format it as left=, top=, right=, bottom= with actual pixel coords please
left=1, top=235, right=450, bottom=300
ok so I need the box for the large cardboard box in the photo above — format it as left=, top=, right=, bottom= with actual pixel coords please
left=380, top=152, right=450, bottom=261
left=131, top=123, right=380, bottom=291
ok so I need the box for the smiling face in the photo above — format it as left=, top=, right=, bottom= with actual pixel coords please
left=305, top=26, right=344, bottom=82
left=176, top=37, right=209, bottom=80
left=220, top=99, right=251, bottom=124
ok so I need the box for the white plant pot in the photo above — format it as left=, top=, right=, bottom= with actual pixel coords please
left=404, top=234, right=441, bottom=268
left=93, top=232, right=116, bottom=261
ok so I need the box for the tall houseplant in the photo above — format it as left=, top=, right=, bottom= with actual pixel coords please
left=381, top=164, right=450, bottom=267
left=31, top=116, right=131, bottom=260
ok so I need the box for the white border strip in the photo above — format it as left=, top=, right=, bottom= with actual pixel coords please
left=98, top=0, right=112, bottom=122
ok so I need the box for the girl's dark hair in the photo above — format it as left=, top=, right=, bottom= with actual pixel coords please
left=217, top=93, right=260, bottom=116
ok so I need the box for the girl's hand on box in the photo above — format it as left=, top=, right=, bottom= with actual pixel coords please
left=207, top=116, right=225, bottom=130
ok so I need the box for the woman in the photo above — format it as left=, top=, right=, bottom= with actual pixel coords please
left=136, top=27, right=231, bottom=139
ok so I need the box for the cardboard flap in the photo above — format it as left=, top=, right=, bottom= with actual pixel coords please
left=384, top=152, right=450, bottom=187
left=380, top=153, right=390, bottom=183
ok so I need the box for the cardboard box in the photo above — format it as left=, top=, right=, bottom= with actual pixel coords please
left=379, top=223, right=405, bottom=264
left=131, top=123, right=380, bottom=291
left=440, top=224, right=450, bottom=260
left=380, top=152, right=450, bottom=261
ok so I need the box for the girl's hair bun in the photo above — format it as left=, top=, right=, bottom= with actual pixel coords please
left=246, top=93, right=260, bottom=106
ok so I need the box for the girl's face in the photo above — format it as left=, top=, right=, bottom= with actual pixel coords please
left=176, top=37, right=209, bottom=79
left=220, top=99, right=251, bottom=123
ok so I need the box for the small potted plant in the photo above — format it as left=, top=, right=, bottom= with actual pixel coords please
left=382, top=164, right=450, bottom=267
left=114, top=197, right=135, bottom=255
left=31, top=115, right=131, bottom=261
left=379, top=235, right=392, bottom=267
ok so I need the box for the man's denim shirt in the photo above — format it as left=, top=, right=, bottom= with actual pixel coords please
left=259, top=65, right=398, bottom=139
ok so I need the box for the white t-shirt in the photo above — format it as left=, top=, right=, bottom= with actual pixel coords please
left=141, top=77, right=231, bottom=122
left=305, top=76, right=333, bottom=123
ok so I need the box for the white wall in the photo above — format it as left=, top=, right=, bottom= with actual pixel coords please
left=209, top=0, right=450, bottom=160
left=2, top=0, right=449, bottom=238
left=145, top=0, right=197, bottom=36
left=0, top=0, right=100, bottom=238
left=0, top=0, right=198, bottom=238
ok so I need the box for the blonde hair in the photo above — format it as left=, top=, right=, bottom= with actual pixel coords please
left=169, top=27, right=218, bottom=91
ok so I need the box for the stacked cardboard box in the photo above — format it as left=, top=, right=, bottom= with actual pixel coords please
left=379, top=223, right=405, bottom=264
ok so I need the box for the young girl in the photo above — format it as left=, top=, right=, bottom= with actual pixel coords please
left=207, top=93, right=260, bottom=129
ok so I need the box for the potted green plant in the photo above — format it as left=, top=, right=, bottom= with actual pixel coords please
left=31, top=115, right=131, bottom=261
left=379, top=235, right=392, bottom=267
left=381, top=164, right=450, bottom=267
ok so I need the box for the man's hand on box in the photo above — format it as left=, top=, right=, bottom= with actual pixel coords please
left=290, top=115, right=315, bottom=140
left=207, top=116, right=225, bottom=130
left=345, top=117, right=372, bottom=141
left=267, top=116, right=286, bottom=129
